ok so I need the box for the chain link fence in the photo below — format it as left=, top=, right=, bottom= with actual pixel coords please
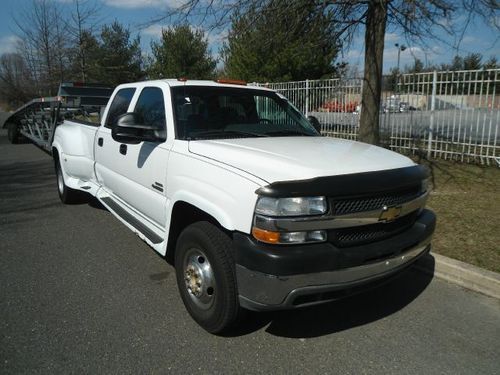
left=253, top=68, right=500, bottom=165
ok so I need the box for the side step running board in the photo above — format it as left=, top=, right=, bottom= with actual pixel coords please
left=100, top=196, right=163, bottom=244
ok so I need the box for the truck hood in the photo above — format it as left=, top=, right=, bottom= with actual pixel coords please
left=188, top=136, right=415, bottom=183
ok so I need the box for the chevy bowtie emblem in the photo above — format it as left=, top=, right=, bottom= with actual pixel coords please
left=379, top=205, right=402, bottom=222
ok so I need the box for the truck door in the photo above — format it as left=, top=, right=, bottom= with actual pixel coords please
left=95, top=85, right=170, bottom=227
left=95, top=86, right=136, bottom=196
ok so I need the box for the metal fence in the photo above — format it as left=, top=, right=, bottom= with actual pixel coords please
left=253, top=68, right=500, bottom=165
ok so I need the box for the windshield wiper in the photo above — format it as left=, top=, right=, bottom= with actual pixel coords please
left=188, top=130, right=269, bottom=140
left=265, top=130, right=315, bottom=136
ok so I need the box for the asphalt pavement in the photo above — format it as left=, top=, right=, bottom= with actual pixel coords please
left=1, top=132, right=500, bottom=374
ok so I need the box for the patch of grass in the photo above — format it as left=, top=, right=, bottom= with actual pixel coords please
left=418, top=159, right=500, bottom=273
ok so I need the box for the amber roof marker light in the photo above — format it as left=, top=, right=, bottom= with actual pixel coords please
left=216, top=78, right=247, bottom=86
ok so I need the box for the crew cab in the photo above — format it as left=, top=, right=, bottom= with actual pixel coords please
left=52, top=79, right=435, bottom=333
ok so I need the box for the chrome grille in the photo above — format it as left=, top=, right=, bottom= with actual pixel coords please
left=331, top=186, right=422, bottom=215
left=330, top=212, right=418, bottom=247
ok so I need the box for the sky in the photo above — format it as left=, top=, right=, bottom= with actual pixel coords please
left=0, top=0, right=498, bottom=75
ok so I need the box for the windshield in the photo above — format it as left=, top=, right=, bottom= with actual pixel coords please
left=171, top=86, right=319, bottom=140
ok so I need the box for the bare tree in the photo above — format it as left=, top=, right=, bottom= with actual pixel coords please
left=149, top=0, right=499, bottom=145
left=53, top=8, right=70, bottom=84
left=66, top=0, right=102, bottom=82
left=14, top=0, right=69, bottom=95
left=0, top=53, right=36, bottom=106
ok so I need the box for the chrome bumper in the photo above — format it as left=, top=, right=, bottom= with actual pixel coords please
left=237, top=235, right=432, bottom=310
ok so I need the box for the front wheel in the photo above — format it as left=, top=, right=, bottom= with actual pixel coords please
left=175, top=221, right=242, bottom=334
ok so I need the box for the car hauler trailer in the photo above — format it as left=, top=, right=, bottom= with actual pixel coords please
left=3, top=82, right=113, bottom=153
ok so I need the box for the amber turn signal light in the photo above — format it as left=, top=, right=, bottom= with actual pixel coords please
left=252, top=227, right=280, bottom=244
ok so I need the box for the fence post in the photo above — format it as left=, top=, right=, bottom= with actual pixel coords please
left=305, top=79, right=310, bottom=117
left=427, top=70, right=437, bottom=158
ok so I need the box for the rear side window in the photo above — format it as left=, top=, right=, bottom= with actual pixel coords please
left=134, top=87, right=166, bottom=130
left=105, top=88, right=136, bottom=128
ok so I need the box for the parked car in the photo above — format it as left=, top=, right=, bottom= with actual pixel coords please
left=399, top=102, right=417, bottom=112
left=321, top=100, right=358, bottom=113
left=382, top=98, right=418, bottom=113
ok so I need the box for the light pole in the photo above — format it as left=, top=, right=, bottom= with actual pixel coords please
left=395, top=43, right=406, bottom=94
left=395, top=43, right=407, bottom=73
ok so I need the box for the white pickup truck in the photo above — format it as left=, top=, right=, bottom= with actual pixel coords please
left=52, top=79, right=435, bottom=333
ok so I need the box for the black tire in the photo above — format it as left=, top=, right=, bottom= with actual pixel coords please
left=7, top=122, right=21, bottom=144
left=175, top=221, right=242, bottom=334
left=55, top=158, right=83, bottom=204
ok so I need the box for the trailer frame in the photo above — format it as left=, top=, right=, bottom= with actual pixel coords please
left=3, top=82, right=113, bottom=153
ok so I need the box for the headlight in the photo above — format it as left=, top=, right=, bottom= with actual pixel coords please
left=252, top=196, right=328, bottom=245
left=255, top=196, right=327, bottom=217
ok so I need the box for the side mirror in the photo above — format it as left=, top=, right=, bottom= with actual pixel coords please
left=111, top=112, right=165, bottom=144
left=308, top=115, right=322, bottom=134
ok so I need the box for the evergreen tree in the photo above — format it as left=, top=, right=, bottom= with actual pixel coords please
left=95, top=21, right=143, bottom=86
left=68, top=29, right=100, bottom=82
left=148, top=25, right=216, bottom=79
left=450, top=55, right=464, bottom=71
left=463, top=53, right=482, bottom=70
left=483, top=55, right=499, bottom=69
left=221, top=1, right=341, bottom=82
left=409, top=58, right=424, bottom=73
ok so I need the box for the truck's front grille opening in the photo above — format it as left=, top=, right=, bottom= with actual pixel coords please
left=330, top=186, right=421, bottom=215
left=329, top=211, right=418, bottom=247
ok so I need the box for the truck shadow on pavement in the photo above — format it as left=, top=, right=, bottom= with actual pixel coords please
left=228, top=260, right=435, bottom=338
left=0, top=159, right=55, bottom=190
left=0, top=159, right=60, bottom=214
left=0, top=157, right=106, bottom=214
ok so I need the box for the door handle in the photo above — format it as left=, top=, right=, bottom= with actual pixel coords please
left=119, top=144, right=127, bottom=155
left=98, top=137, right=103, bottom=147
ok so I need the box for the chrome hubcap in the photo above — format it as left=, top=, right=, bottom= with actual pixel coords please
left=183, top=249, right=215, bottom=310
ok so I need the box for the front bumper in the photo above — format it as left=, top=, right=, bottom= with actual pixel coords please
left=234, top=209, right=435, bottom=311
